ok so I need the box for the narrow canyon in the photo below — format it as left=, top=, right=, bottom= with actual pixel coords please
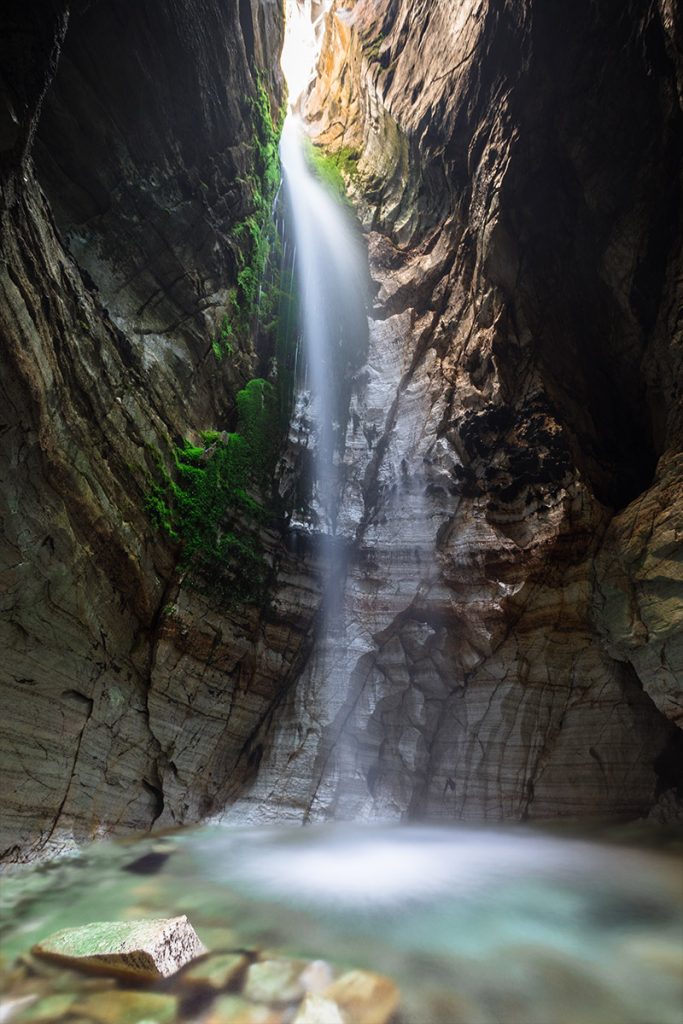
left=1, top=0, right=681, bottom=868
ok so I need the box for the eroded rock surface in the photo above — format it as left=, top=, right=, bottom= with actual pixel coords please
left=0, top=0, right=291, bottom=860
left=223, top=0, right=682, bottom=822
left=595, top=451, right=683, bottom=726
left=1, top=0, right=682, bottom=860
left=32, top=916, right=205, bottom=980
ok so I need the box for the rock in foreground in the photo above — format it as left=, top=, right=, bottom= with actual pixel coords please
left=324, top=970, right=400, bottom=1024
left=31, top=916, right=205, bottom=980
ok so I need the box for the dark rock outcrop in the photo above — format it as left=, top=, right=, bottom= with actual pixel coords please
left=0, top=0, right=293, bottom=861
left=34, top=0, right=284, bottom=431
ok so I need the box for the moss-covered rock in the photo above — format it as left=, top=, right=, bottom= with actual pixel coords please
left=145, top=378, right=279, bottom=606
left=14, top=993, right=77, bottom=1023
left=32, top=916, right=204, bottom=981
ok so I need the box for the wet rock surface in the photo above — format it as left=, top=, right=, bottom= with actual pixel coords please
left=0, top=0, right=297, bottom=861
left=32, top=916, right=205, bottom=980
left=3, top=934, right=399, bottom=1024
left=222, top=0, right=683, bottom=823
left=1, top=0, right=682, bottom=860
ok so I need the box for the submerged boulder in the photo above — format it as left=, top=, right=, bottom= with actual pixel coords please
left=323, top=970, right=400, bottom=1024
left=31, top=916, right=205, bottom=980
left=72, top=990, right=177, bottom=1024
left=293, top=994, right=346, bottom=1024
left=180, top=951, right=248, bottom=990
left=243, top=958, right=308, bottom=1004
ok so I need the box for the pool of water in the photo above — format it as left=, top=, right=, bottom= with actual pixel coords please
left=1, top=822, right=682, bottom=1023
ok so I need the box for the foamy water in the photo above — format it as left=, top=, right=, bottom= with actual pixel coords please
left=208, top=822, right=679, bottom=908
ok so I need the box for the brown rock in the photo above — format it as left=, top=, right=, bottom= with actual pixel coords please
left=224, top=0, right=680, bottom=826
left=595, top=450, right=683, bottom=728
left=2, top=0, right=681, bottom=863
left=0, top=0, right=288, bottom=865
left=323, top=969, right=400, bottom=1024
left=181, top=951, right=248, bottom=990
left=207, top=995, right=284, bottom=1024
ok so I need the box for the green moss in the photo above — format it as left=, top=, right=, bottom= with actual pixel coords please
left=200, top=430, right=222, bottom=445
left=335, top=147, right=361, bottom=178
left=145, top=379, right=279, bottom=606
left=305, top=141, right=360, bottom=204
left=252, top=74, right=285, bottom=198
left=207, top=75, right=284, bottom=363
left=236, top=378, right=279, bottom=485
left=148, top=78, right=296, bottom=607
left=211, top=313, right=236, bottom=360
left=361, top=30, right=386, bottom=64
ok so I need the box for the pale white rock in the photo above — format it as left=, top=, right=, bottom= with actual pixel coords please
left=293, top=994, right=346, bottom=1024
left=300, top=960, right=336, bottom=995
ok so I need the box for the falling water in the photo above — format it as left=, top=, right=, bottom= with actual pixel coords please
left=279, top=115, right=368, bottom=534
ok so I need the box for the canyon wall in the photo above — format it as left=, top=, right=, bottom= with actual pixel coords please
left=225, top=0, right=683, bottom=823
left=1, top=0, right=681, bottom=862
left=0, top=0, right=296, bottom=861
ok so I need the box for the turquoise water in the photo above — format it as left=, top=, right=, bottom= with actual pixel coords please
left=1, top=823, right=682, bottom=1023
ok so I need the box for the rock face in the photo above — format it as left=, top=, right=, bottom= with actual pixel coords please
left=223, top=0, right=683, bottom=823
left=0, top=0, right=296, bottom=860
left=1, top=0, right=681, bottom=860
left=595, top=450, right=683, bottom=727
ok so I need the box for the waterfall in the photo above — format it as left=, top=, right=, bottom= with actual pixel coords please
left=279, top=115, right=367, bottom=535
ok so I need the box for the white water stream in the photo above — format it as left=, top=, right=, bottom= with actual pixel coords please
left=279, top=116, right=367, bottom=532
left=279, top=0, right=367, bottom=534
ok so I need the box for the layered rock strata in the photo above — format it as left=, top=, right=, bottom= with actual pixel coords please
left=224, top=0, right=682, bottom=822
left=1, top=0, right=681, bottom=861
left=0, top=0, right=292, bottom=860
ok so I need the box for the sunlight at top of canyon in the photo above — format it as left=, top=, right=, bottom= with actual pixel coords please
left=281, top=0, right=333, bottom=106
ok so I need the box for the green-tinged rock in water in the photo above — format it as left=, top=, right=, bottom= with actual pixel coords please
left=32, top=916, right=205, bottom=980
left=243, top=958, right=307, bottom=1005
left=15, top=993, right=77, bottom=1022
left=207, top=994, right=284, bottom=1023
left=181, top=951, right=248, bottom=990
left=73, top=990, right=177, bottom=1024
